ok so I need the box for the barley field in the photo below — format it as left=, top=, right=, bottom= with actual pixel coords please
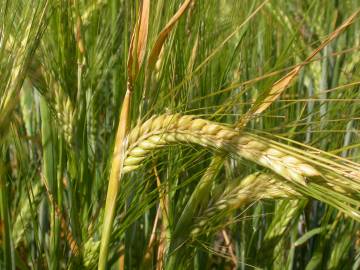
left=1, top=0, right=360, bottom=269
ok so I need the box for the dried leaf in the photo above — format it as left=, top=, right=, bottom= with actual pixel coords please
left=127, top=0, right=150, bottom=85
left=137, top=0, right=150, bottom=69
left=147, top=0, right=193, bottom=71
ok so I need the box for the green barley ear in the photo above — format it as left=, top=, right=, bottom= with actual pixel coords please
left=12, top=182, right=43, bottom=247
left=259, top=200, right=306, bottom=267
left=190, top=173, right=301, bottom=238
left=54, top=86, right=76, bottom=146
left=0, top=1, right=49, bottom=142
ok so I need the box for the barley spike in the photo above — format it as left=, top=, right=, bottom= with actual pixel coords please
left=123, top=114, right=320, bottom=186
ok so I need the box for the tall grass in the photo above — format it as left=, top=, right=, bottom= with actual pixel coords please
left=1, top=0, right=360, bottom=269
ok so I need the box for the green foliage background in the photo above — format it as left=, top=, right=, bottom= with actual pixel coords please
left=0, top=0, right=360, bottom=269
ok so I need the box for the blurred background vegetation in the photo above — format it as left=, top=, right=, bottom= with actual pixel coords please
left=0, top=0, right=360, bottom=269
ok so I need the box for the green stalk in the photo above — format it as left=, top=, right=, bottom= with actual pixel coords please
left=40, top=96, right=59, bottom=270
left=0, top=158, right=15, bottom=270
left=166, top=156, right=223, bottom=269
left=111, top=0, right=121, bottom=119
left=98, top=90, right=131, bottom=270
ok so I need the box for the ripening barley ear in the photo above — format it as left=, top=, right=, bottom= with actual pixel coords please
left=122, top=114, right=360, bottom=220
